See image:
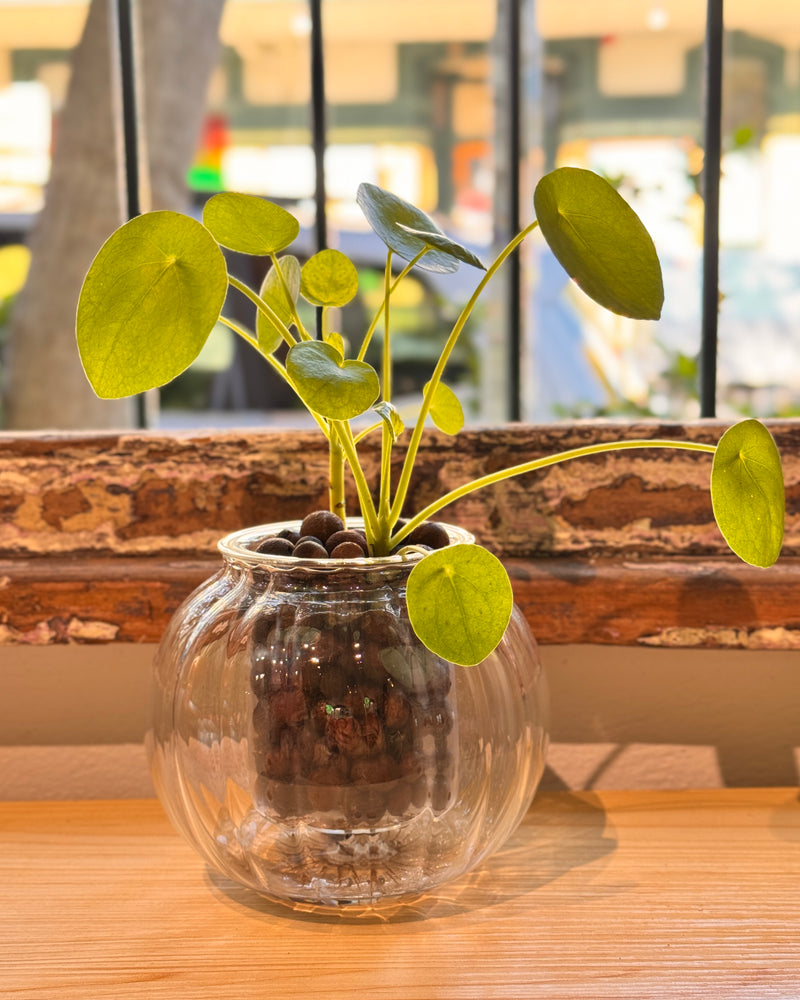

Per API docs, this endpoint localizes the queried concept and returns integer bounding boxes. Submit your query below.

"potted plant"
[76,167,784,908]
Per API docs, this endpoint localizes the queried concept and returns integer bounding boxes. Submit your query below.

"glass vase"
[147,520,548,908]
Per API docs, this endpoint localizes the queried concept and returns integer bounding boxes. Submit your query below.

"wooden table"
[3,789,800,998]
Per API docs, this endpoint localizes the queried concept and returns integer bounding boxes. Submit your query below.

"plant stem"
[353,421,382,444]
[329,420,379,543]
[218,315,330,440]
[357,248,429,362]
[329,429,346,523]
[382,250,393,403]
[389,221,540,523]
[376,252,394,540]
[389,438,718,548]
[228,275,297,349]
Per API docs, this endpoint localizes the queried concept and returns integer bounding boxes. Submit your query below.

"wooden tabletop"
[3,789,800,999]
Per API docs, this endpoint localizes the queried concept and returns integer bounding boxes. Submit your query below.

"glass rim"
[217,518,475,569]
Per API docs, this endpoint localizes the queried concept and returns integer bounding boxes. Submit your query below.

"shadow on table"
[204,790,617,925]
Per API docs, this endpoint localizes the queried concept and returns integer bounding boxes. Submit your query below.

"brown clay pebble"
[330,541,366,559]
[256,536,295,556]
[325,529,368,555]
[277,528,301,544]
[293,538,329,559]
[405,521,450,549]
[300,510,344,544]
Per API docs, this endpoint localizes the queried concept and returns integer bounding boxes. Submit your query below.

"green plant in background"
[76,167,785,666]
[0,244,32,425]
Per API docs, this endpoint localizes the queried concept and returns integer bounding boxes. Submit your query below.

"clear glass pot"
[147,520,548,908]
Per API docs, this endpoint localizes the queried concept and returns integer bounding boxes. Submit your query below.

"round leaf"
[202,192,299,254]
[325,331,346,357]
[406,544,513,666]
[711,419,784,568]
[258,255,300,353]
[425,380,464,435]
[286,340,379,420]
[356,183,460,273]
[300,249,359,307]
[77,211,228,398]
[533,167,664,320]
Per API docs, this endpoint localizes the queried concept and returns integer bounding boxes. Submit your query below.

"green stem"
[217,314,259,352]
[389,220,540,523]
[389,438,717,548]
[228,274,296,349]
[357,248,429,362]
[218,315,330,441]
[382,250,393,403]
[329,431,346,523]
[376,252,394,543]
[353,421,382,445]
[330,420,379,544]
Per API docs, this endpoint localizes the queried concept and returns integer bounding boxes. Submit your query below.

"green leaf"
[533,167,664,320]
[300,249,359,307]
[202,192,299,254]
[373,400,405,441]
[397,224,485,271]
[77,211,228,398]
[257,255,300,353]
[406,544,513,666]
[286,340,379,420]
[324,331,346,357]
[711,419,784,568]
[425,380,464,435]
[356,183,461,274]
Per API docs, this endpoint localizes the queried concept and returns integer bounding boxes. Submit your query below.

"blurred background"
[1,0,799,429]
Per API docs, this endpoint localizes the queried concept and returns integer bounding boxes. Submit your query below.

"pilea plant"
[76,167,785,666]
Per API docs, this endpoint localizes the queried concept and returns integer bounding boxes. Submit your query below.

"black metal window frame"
[114,0,725,424]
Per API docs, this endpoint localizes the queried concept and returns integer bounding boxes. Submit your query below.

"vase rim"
[218,518,475,569]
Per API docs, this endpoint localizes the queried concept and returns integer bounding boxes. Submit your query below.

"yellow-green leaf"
[257,255,300,353]
[533,167,664,320]
[373,400,405,441]
[76,212,227,398]
[0,244,30,300]
[711,419,784,568]
[286,340,379,420]
[406,544,513,666]
[425,380,464,435]
[324,331,346,357]
[203,192,299,254]
[300,249,359,307]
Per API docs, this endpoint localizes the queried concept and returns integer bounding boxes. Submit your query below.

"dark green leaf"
[397,224,485,271]
[406,544,513,666]
[533,167,664,320]
[203,192,299,254]
[711,419,784,567]
[300,249,359,307]
[286,340,379,420]
[356,183,460,273]
[77,212,227,397]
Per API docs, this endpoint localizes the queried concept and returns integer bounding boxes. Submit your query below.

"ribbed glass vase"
[147,520,548,909]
